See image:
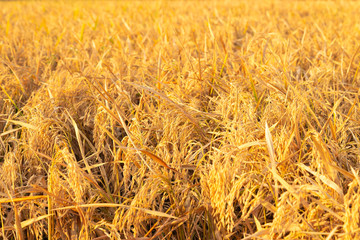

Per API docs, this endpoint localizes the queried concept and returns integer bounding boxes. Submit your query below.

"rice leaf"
[140,149,179,174]
[21,214,53,229]
[299,163,344,198]
[54,203,177,219]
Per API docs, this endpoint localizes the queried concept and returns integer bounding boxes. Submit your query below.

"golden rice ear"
[124,82,207,141]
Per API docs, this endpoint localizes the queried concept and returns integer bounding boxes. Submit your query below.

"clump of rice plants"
[1,1,360,239]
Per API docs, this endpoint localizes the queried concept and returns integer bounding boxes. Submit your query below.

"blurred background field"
[1,1,360,239]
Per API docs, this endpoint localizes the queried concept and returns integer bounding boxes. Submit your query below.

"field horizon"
[1,1,360,239]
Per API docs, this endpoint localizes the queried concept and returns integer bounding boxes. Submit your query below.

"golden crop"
[1,1,360,239]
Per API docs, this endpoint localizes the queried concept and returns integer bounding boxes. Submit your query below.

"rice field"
[1,1,360,239]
